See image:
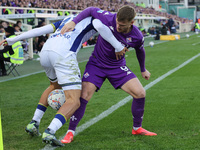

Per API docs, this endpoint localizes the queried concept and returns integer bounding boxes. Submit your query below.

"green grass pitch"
[0,33,200,150]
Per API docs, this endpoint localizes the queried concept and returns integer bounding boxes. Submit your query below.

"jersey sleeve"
[6,24,54,45]
[92,19,124,52]
[73,7,109,24]
[135,37,146,72]
[51,20,63,32]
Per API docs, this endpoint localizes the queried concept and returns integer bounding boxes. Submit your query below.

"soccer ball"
[149,41,154,47]
[47,89,65,110]
[196,31,199,34]
[186,34,190,38]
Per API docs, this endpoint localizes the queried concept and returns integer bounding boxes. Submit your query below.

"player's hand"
[141,69,151,80]
[61,21,76,35]
[115,47,129,60]
[0,39,8,46]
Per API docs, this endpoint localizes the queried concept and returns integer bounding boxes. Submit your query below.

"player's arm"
[61,7,102,34]
[0,21,62,46]
[92,19,128,60]
[135,38,150,80]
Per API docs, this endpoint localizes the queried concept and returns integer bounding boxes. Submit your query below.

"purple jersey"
[73,7,146,72]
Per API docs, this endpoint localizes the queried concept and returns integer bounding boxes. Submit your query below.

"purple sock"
[68,97,88,131]
[131,97,145,127]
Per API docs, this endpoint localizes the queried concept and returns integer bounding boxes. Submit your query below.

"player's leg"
[61,81,97,143]
[61,63,105,144]
[25,81,61,136]
[107,66,156,136]
[121,78,157,136]
[42,53,82,146]
[25,51,61,136]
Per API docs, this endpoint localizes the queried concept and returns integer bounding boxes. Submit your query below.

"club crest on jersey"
[70,115,77,121]
[104,12,109,15]
[84,72,90,78]
[126,37,132,43]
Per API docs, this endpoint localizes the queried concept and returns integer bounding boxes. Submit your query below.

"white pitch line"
[0,70,45,83]
[41,53,200,150]
[192,42,200,45]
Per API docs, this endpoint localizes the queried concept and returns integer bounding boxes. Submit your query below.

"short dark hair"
[16,20,22,25]
[117,5,136,22]
[4,26,15,35]
[13,24,19,28]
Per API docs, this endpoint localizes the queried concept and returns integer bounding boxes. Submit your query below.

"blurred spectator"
[167,17,174,32]
[0,21,9,28]
[140,2,146,8]
[194,21,199,32]
[94,36,98,43]
[0,25,4,33]
[87,36,96,45]
[1,0,9,6]
[16,20,23,31]
[33,37,39,53]
[170,25,176,33]
[13,24,20,32]
[0,0,194,25]
[36,21,49,53]
[175,22,179,30]
[148,26,156,35]
[154,29,160,40]
[161,25,168,35]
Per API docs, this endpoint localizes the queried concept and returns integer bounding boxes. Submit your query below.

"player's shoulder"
[131,25,144,41]
[92,7,114,17]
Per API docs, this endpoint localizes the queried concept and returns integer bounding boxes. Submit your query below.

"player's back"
[42,16,96,58]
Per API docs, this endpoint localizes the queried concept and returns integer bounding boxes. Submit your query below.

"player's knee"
[81,91,91,101]
[50,82,61,89]
[81,92,88,100]
[65,96,81,108]
[74,99,80,109]
[134,89,146,99]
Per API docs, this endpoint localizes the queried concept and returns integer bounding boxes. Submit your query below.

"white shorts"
[39,50,81,90]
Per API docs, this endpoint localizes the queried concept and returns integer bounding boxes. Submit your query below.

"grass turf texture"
[0,34,200,149]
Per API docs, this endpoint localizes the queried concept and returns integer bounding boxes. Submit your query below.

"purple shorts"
[82,63,137,91]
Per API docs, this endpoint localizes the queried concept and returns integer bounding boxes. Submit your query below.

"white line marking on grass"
[41,53,200,150]
[0,70,45,83]
[192,42,200,45]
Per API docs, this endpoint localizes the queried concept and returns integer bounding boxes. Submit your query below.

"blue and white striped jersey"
[42,15,96,58]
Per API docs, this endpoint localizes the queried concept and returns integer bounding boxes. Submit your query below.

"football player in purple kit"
[60,5,157,144]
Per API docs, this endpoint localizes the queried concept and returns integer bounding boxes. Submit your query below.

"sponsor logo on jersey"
[84,72,90,78]
[104,12,109,15]
[50,33,71,39]
[97,10,104,13]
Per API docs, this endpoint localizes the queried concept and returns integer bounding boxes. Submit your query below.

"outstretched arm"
[61,7,100,34]
[0,24,54,46]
